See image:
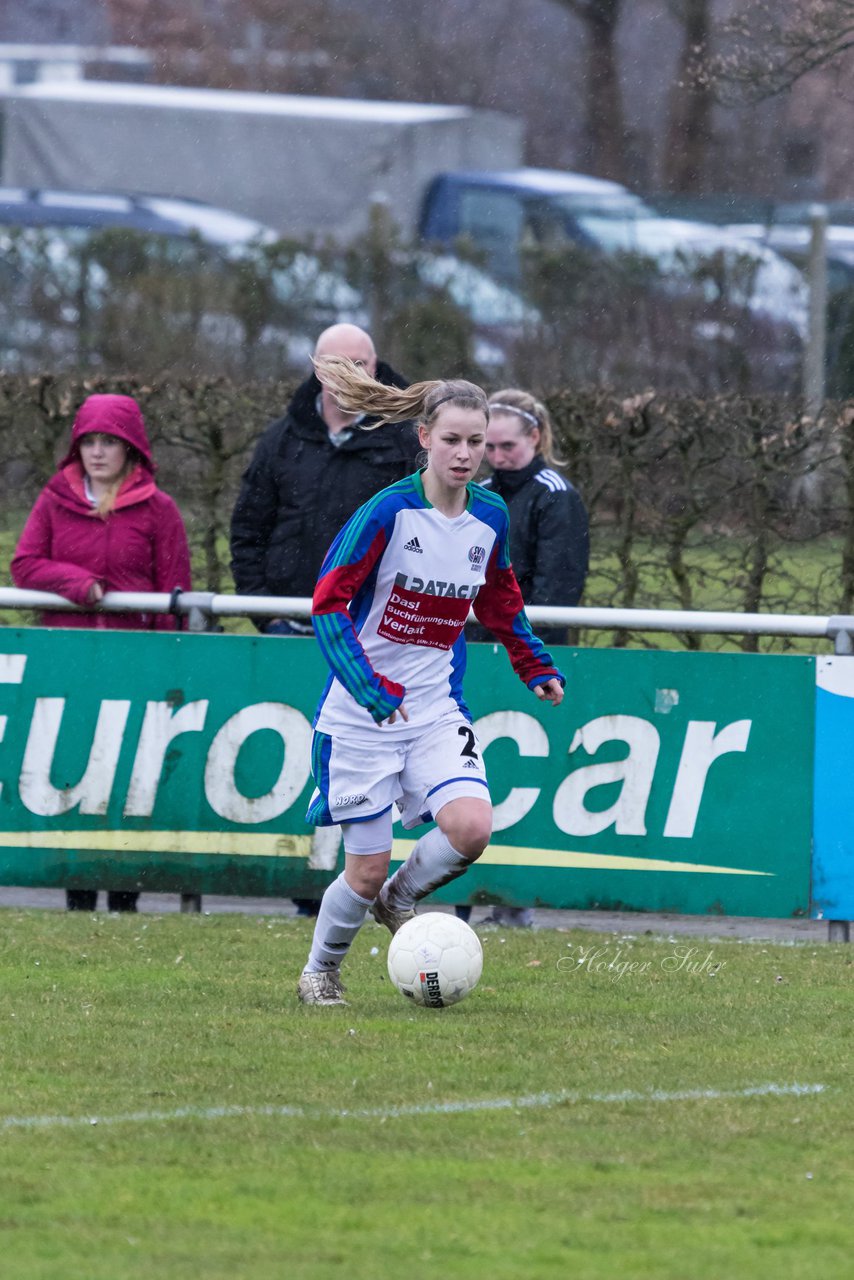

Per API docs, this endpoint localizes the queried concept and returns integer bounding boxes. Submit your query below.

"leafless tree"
[712,0,854,104]
[661,0,715,191]
[550,0,629,179]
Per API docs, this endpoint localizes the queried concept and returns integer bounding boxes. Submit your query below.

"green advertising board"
[450,644,814,917]
[0,630,814,916]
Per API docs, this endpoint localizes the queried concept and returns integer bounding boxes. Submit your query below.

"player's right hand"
[385,702,409,725]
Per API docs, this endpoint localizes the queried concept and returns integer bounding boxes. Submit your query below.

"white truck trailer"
[0,79,524,243]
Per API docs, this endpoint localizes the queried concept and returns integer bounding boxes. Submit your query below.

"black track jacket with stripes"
[482,456,589,613]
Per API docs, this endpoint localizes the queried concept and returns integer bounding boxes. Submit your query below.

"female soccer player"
[297,358,565,1005]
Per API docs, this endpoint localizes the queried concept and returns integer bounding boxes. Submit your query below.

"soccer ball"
[387,912,483,1007]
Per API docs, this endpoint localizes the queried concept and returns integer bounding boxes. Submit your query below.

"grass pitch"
[1,909,851,1280]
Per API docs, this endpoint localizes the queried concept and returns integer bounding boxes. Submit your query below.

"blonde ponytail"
[313,355,489,429]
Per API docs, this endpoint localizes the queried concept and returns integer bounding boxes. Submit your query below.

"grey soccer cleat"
[297,970,348,1005]
[371,891,416,936]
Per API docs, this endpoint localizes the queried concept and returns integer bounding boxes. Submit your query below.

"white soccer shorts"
[306,710,490,830]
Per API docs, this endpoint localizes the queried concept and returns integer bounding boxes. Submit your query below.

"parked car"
[0,187,280,247]
[726,208,854,394]
[426,170,808,343]
[420,168,652,282]
[0,187,276,370]
[0,186,533,376]
[726,212,854,292]
[579,212,808,339]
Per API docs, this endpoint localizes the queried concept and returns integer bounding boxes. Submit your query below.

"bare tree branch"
[711,0,854,105]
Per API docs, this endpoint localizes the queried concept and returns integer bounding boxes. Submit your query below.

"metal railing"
[2,587,854,651]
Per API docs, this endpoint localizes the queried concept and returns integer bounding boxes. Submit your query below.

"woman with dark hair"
[12,393,192,910]
[296,357,565,1005]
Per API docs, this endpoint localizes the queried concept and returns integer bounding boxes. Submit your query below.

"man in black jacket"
[231,323,420,634]
[230,323,419,916]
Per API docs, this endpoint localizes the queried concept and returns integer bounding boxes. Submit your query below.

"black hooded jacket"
[230,362,420,605]
[483,455,589,609]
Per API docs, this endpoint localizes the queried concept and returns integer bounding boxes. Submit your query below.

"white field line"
[0,1082,826,1133]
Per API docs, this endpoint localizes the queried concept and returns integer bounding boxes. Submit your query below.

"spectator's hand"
[385,703,409,726]
[87,581,104,605]
[534,678,564,707]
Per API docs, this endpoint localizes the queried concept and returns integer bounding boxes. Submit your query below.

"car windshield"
[573,213,654,253]
[551,192,654,219]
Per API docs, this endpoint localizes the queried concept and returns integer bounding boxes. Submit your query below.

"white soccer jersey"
[310,471,560,738]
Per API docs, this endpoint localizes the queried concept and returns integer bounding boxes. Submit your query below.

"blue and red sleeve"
[473,538,565,692]
[312,503,405,724]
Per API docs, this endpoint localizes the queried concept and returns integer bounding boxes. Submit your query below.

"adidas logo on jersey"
[403,536,423,554]
[462,758,480,770]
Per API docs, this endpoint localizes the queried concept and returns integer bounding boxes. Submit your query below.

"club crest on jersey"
[468,545,486,569]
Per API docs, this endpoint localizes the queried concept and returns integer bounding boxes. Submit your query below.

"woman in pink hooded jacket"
[12,393,191,631]
[12,393,192,911]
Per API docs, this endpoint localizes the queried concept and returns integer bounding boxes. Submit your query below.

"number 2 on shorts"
[457,725,479,760]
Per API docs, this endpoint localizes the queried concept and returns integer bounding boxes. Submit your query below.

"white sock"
[385,827,472,908]
[304,873,373,973]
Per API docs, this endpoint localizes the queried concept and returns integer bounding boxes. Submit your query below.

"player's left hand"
[534,678,564,707]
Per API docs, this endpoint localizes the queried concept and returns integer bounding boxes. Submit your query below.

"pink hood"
[59,394,155,471]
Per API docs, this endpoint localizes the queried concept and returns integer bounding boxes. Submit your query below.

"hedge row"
[2,373,852,647]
